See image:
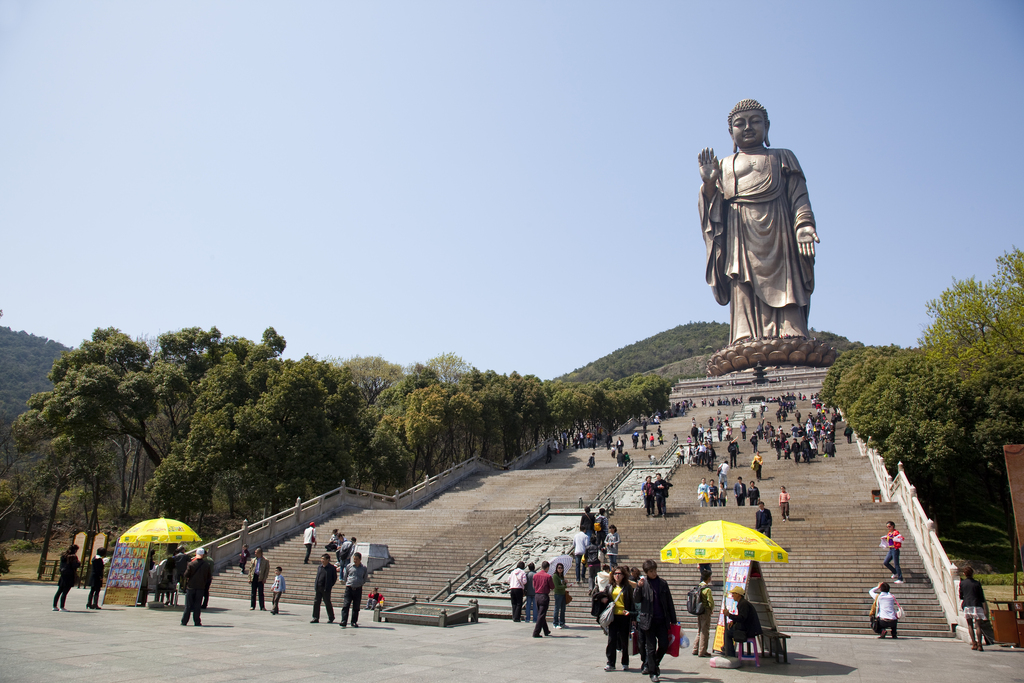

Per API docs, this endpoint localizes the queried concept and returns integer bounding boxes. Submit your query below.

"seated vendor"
[723,586,762,657]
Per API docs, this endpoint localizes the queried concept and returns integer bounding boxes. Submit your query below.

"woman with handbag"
[869,582,901,639]
[603,567,634,671]
[552,562,569,629]
[959,566,989,651]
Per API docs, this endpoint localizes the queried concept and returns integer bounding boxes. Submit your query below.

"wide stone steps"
[590,410,953,638]
[213,399,954,639]
[208,447,615,608]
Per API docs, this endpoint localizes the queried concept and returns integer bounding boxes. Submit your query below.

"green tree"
[29,328,163,466]
[426,352,469,385]
[156,334,363,519]
[333,355,404,406]
[922,247,1024,375]
[364,421,413,492]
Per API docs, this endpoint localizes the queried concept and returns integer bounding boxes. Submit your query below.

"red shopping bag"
[667,623,681,657]
[632,628,640,655]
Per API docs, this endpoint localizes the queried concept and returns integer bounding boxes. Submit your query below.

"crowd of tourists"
[42,394,998,675]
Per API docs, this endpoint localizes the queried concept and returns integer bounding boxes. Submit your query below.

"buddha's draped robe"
[699,148,816,344]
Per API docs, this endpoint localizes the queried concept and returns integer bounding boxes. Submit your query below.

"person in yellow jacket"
[751,452,763,481]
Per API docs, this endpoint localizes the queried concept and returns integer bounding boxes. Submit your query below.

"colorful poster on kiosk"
[712,560,751,653]
[102,540,150,606]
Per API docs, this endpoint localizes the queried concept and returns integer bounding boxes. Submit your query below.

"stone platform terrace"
[0,583,1020,683]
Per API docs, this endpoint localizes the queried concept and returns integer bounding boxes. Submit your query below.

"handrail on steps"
[857,437,963,638]
[430,495,620,602]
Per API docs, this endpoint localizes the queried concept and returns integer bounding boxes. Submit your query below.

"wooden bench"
[39,559,59,582]
[758,630,790,663]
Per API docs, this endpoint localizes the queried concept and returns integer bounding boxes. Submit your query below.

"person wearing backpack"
[337,536,355,573]
[585,537,602,594]
[594,508,609,549]
[689,569,714,657]
[580,506,597,543]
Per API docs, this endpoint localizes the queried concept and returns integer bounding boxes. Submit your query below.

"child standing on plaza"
[270,566,285,614]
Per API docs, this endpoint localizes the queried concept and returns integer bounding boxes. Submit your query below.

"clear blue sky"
[2,1,1022,379]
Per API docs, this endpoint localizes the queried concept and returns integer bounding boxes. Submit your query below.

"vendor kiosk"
[713,560,788,661]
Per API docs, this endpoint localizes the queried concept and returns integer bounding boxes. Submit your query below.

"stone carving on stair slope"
[610,466,674,508]
[456,516,580,596]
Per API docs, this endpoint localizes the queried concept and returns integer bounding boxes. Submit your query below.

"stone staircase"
[209,397,953,639]
[553,403,953,637]
[207,446,619,609]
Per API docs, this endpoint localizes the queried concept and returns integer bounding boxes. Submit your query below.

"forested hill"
[556,322,730,383]
[0,326,73,420]
[556,322,864,383]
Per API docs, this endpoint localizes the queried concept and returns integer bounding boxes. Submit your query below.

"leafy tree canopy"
[922,246,1023,376]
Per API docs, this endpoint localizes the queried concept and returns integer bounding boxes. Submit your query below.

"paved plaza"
[1,582,1021,683]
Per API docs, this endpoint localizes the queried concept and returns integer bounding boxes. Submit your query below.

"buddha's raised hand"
[698,147,720,186]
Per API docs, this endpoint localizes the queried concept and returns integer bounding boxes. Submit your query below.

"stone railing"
[616,418,640,435]
[501,439,557,472]
[858,438,961,637]
[195,455,490,569]
[594,462,635,502]
[659,436,680,465]
[672,379,824,399]
[430,500,552,601]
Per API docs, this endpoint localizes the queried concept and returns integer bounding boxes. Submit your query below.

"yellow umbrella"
[119,518,202,544]
[660,519,788,564]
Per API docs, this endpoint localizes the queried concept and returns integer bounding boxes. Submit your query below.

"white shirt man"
[572,530,590,585]
[302,524,317,564]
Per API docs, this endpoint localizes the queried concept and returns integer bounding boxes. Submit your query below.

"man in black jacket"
[727,439,739,467]
[637,559,677,683]
[180,548,213,626]
[311,553,337,623]
[652,475,672,517]
[755,501,773,538]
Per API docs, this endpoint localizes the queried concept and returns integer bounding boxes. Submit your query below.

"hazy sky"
[2,1,1022,379]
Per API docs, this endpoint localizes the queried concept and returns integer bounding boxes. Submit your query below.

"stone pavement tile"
[4,584,1024,683]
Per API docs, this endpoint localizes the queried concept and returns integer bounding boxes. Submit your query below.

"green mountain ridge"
[0,326,73,420]
[557,322,864,383]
